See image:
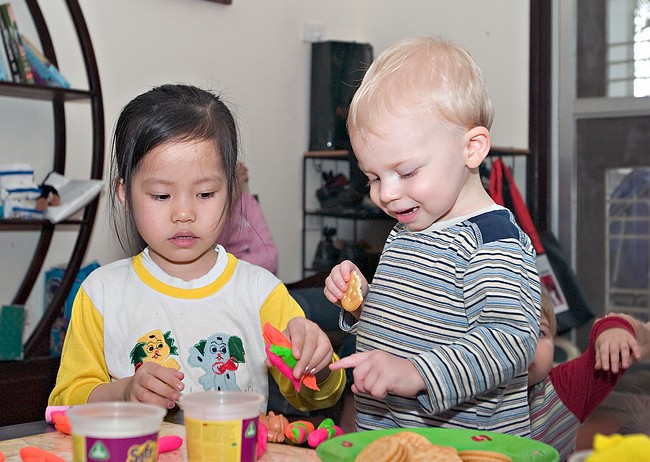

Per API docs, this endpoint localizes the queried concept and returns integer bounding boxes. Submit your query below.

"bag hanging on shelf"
[488,158,594,334]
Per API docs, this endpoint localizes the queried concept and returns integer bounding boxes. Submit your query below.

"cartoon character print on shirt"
[129,329,181,371]
[188,332,246,391]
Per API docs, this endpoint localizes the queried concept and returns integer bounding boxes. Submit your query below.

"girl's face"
[351,114,490,231]
[528,312,555,387]
[118,139,228,280]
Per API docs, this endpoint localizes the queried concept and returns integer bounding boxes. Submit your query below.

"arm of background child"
[550,316,635,422]
[604,313,650,361]
[48,288,109,406]
[594,314,642,372]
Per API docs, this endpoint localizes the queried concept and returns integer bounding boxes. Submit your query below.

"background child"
[325,36,540,436]
[49,84,345,412]
[529,289,650,461]
[217,162,278,274]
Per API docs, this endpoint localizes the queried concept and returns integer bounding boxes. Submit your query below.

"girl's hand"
[284,317,334,382]
[330,351,425,398]
[125,363,184,408]
[324,260,368,318]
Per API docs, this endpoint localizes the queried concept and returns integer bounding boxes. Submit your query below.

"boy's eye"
[400,169,417,180]
[366,177,379,186]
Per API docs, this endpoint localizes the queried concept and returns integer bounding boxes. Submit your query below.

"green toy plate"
[316,427,560,462]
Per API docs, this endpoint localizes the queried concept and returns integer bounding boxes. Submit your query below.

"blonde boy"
[325,36,540,436]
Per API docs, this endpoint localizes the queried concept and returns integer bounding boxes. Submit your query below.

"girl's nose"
[172,203,195,223]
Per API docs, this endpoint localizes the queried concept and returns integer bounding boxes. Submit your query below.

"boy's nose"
[378,179,400,203]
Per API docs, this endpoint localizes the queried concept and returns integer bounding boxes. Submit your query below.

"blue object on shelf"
[46,261,100,356]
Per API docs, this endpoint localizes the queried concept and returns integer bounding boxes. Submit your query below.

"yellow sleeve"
[260,283,346,412]
[48,287,108,405]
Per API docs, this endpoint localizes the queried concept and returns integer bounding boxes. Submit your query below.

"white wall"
[1,0,529,337]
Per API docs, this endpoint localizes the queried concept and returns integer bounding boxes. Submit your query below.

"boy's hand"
[594,318,641,373]
[284,317,334,381]
[330,351,425,398]
[324,260,368,319]
[126,362,184,408]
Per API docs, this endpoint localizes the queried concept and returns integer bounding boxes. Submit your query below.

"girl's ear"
[464,126,491,169]
[116,179,128,209]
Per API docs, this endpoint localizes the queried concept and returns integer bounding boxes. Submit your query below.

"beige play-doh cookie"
[355,431,463,462]
[459,449,513,462]
[395,431,462,462]
[341,271,363,312]
[354,434,409,462]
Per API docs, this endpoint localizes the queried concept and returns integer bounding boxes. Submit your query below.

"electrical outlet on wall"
[300,21,324,43]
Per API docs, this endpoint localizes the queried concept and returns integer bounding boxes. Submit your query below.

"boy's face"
[351,114,488,231]
[528,311,555,387]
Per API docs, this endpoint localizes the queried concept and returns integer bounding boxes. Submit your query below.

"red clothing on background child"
[530,316,634,461]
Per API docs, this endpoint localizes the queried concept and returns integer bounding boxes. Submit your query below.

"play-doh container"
[66,402,165,462]
[180,391,264,462]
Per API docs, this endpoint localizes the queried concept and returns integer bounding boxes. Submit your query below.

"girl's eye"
[366,177,379,187]
[152,194,170,201]
[400,170,417,180]
[198,191,215,199]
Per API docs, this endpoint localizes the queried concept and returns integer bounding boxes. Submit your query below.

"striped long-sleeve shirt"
[343,207,540,436]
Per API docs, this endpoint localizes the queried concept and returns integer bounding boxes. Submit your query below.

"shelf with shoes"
[301,150,395,279]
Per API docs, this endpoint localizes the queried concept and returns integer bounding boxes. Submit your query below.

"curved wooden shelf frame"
[0,0,104,358]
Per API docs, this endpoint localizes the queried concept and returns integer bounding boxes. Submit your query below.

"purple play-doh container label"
[72,432,158,462]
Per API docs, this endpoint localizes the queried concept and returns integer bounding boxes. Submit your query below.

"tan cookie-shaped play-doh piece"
[355,434,408,462]
[341,271,363,312]
[395,432,462,462]
[458,449,513,462]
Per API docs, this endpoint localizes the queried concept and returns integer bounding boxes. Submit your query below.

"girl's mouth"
[170,235,197,247]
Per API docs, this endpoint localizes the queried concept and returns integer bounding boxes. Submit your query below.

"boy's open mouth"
[396,206,418,217]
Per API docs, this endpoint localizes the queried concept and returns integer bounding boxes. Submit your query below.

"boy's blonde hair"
[348,35,494,140]
[540,287,558,337]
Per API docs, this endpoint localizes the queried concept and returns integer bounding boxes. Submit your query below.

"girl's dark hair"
[109,84,241,253]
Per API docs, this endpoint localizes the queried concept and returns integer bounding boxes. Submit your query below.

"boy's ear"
[464,126,491,169]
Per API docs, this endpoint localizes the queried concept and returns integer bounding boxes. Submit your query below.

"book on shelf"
[20,33,70,88]
[0,13,9,82]
[0,2,34,84]
[0,34,8,81]
[42,172,103,223]
[0,3,20,82]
